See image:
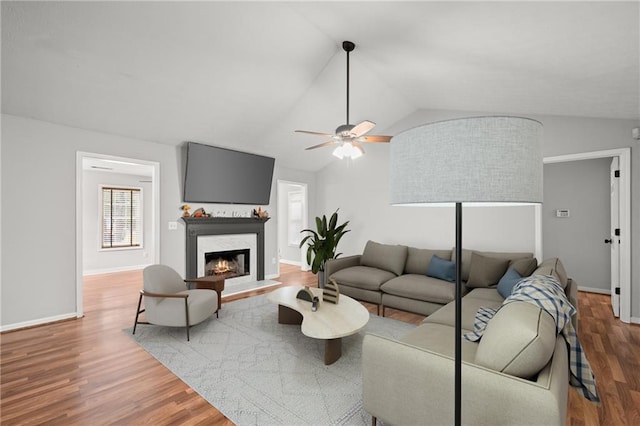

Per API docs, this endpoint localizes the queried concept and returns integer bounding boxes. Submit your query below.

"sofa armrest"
[565,277,579,332]
[565,278,578,309]
[363,333,568,426]
[325,255,361,280]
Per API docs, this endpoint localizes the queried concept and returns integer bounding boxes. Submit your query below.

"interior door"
[609,157,620,317]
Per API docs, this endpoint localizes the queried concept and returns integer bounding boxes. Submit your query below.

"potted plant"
[299,209,350,288]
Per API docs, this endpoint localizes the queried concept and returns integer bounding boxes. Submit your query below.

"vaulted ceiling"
[2,1,638,171]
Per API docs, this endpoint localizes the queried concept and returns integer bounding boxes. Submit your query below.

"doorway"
[276,180,309,272]
[75,152,161,318]
[540,148,631,323]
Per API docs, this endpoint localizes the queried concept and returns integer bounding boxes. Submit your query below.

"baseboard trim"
[279,259,302,266]
[578,286,611,295]
[1,312,78,333]
[83,264,150,276]
[630,317,640,325]
[265,273,279,280]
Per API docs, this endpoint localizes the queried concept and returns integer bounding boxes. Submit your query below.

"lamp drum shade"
[390,116,543,205]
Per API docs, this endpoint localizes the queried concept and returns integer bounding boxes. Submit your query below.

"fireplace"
[205,248,250,277]
[182,216,269,281]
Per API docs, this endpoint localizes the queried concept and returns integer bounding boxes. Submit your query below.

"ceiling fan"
[295,41,392,159]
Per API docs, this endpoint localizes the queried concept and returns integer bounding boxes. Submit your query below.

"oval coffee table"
[267,286,370,365]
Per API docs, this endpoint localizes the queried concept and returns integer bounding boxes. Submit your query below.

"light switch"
[168,221,178,230]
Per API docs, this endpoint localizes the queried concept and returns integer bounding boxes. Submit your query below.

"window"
[287,191,303,246]
[101,187,142,249]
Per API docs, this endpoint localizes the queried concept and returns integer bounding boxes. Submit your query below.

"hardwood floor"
[568,290,640,426]
[1,264,638,425]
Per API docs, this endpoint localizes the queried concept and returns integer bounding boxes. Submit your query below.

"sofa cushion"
[381,294,445,317]
[423,296,502,329]
[426,255,456,282]
[360,241,408,276]
[404,247,452,275]
[474,302,557,379]
[466,252,510,288]
[497,267,522,298]
[465,287,506,304]
[381,274,457,305]
[452,249,534,282]
[399,323,478,362]
[509,257,538,277]
[533,258,568,289]
[330,266,396,291]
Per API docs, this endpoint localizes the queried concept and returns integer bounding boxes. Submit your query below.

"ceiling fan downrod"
[343,41,355,126]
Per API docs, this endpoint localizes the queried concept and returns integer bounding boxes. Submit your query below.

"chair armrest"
[141,290,189,299]
[325,255,361,278]
[363,333,567,425]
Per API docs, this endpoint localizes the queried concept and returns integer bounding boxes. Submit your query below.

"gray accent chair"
[133,264,218,341]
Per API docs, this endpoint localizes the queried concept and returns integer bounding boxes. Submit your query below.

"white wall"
[0,114,317,329]
[82,170,153,275]
[534,115,639,321]
[2,110,637,328]
[1,115,180,328]
[315,109,639,319]
[316,111,539,258]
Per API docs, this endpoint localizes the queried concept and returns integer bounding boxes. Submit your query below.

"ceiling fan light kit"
[295,41,391,160]
[333,142,363,160]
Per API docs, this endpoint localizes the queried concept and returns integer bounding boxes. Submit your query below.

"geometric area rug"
[125,293,416,425]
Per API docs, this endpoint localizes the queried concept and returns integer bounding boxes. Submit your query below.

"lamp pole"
[455,202,462,426]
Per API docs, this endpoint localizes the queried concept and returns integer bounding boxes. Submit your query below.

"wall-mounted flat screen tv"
[183,142,275,205]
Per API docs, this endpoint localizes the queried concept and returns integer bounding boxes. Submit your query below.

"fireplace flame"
[213,259,234,275]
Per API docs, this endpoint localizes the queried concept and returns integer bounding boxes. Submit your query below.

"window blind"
[102,187,142,248]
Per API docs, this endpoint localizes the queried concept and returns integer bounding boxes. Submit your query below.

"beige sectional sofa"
[326,240,546,316]
[326,240,577,425]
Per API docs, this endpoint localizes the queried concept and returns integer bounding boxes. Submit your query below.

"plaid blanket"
[465,275,599,403]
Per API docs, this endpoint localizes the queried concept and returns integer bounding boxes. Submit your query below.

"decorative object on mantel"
[323,279,340,304]
[191,207,210,218]
[253,207,269,219]
[181,216,270,224]
[180,204,191,217]
[299,209,350,288]
[295,286,315,302]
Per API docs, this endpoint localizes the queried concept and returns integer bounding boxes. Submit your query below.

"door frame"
[276,180,309,273]
[75,152,161,318]
[538,148,631,323]
[609,156,621,316]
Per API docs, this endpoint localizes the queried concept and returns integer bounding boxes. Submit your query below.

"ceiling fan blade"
[305,140,337,150]
[350,120,376,137]
[295,130,335,137]
[359,134,392,143]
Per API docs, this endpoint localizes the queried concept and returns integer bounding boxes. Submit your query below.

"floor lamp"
[390,116,543,426]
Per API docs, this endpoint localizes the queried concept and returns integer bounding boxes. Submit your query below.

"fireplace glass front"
[204,249,250,277]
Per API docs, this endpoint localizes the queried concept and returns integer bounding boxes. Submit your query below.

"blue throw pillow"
[497,267,523,298]
[426,255,456,282]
